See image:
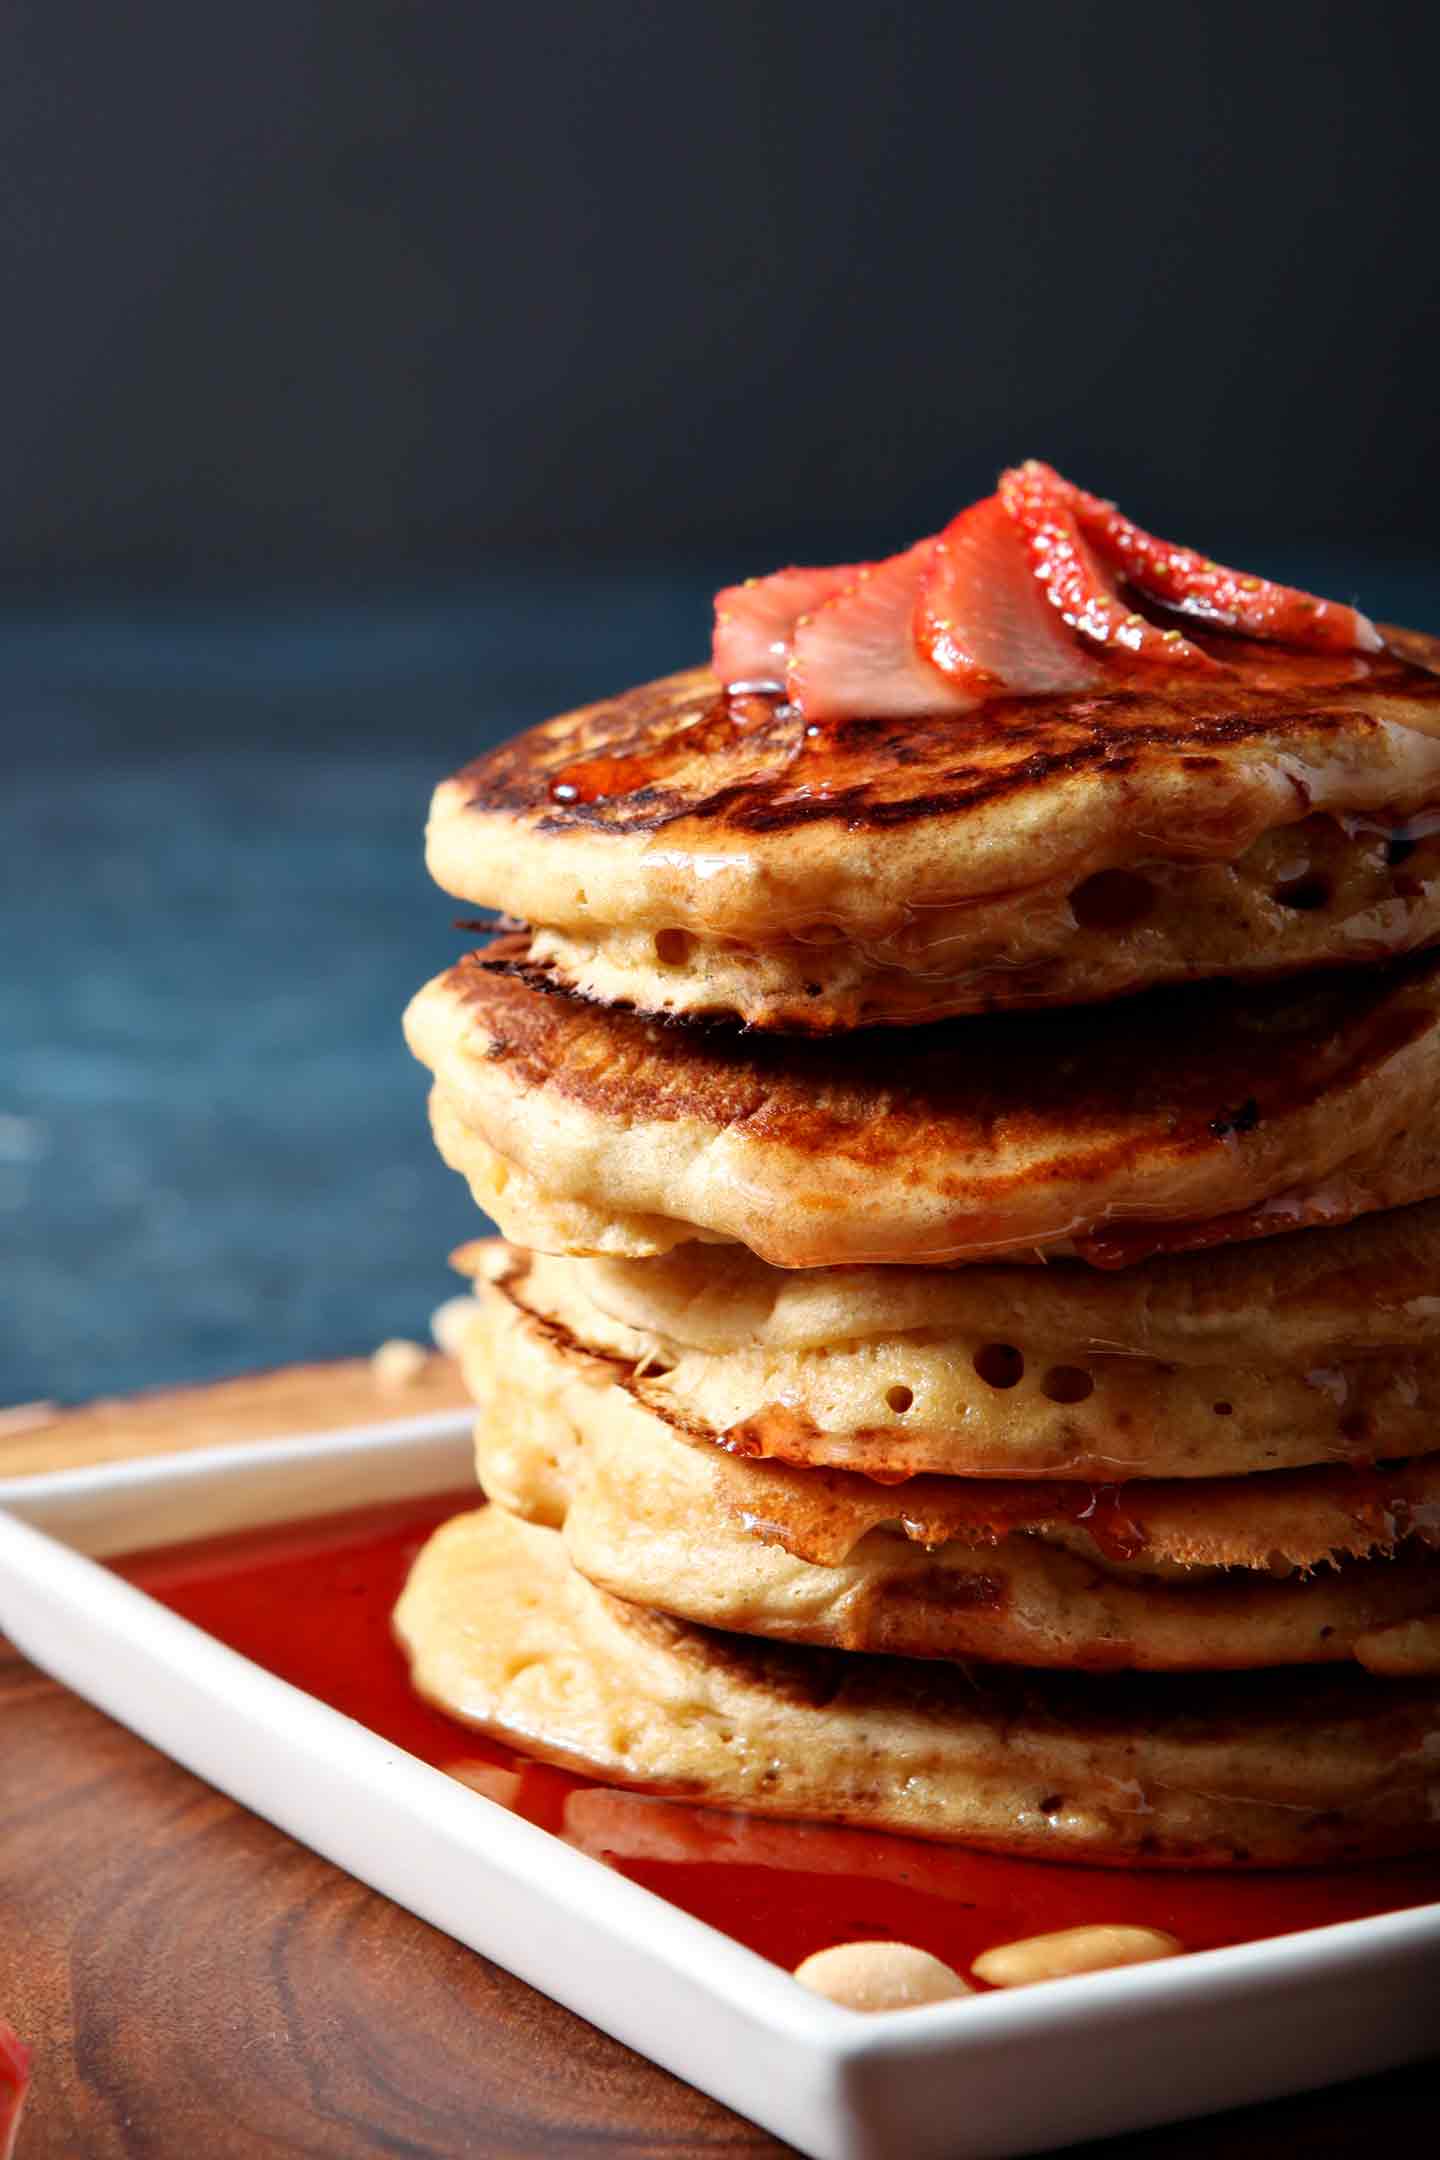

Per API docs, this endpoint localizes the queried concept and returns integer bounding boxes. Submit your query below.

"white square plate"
[1,1417,1436,2160]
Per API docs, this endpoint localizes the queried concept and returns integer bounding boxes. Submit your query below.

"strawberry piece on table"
[1058,466,1384,653]
[786,540,983,723]
[999,462,1218,668]
[712,563,866,686]
[0,2020,30,2160]
[917,494,1105,696]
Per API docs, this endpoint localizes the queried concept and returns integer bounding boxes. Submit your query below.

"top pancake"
[427,632,1440,1029]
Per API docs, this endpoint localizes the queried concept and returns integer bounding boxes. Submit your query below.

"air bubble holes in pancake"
[1274,872,1333,912]
[1069,870,1156,932]
[885,1384,914,1415]
[974,1343,1025,1390]
[653,929,691,966]
[1041,1365,1095,1405]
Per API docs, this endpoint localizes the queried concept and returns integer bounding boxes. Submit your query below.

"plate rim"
[2,1419,1436,2159]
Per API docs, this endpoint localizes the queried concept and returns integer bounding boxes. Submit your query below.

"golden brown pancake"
[457,1253,1440,1672]
[451,1217,1440,1480]
[393,1508,1440,1865]
[426,639,1440,1029]
[407,939,1440,1268]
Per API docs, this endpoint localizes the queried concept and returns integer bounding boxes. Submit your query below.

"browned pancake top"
[459,935,1439,1177]
[446,631,1440,844]
[413,933,1440,1265]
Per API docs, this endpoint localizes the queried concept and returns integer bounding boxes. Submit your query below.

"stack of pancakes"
[397,636,1440,1868]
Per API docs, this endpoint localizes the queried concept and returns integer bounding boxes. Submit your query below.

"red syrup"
[112,1494,1440,1981]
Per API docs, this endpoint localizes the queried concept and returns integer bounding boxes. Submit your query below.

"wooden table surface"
[1,1363,1435,2157]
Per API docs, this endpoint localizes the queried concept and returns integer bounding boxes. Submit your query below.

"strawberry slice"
[1057,465,1384,653]
[786,541,983,722]
[998,462,1218,669]
[712,563,865,687]
[918,494,1106,695]
[0,2020,29,2160]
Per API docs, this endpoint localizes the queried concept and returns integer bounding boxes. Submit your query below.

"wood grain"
[0,1352,471,1479]
[0,1363,1434,2155]
[0,1646,789,2158]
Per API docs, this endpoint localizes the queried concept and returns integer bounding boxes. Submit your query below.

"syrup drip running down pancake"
[428,454,1440,1031]
[394,1508,1440,1867]
[406,938,1440,1269]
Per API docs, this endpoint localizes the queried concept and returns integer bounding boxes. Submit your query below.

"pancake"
[461,1243,1440,1553]
[450,1213,1440,1479]
[581,1208,1440,1361]
[407,940,1440,1269]
[432,1108,732,1263]
[457,1252,1440,1671]
[425,639,1440,1030]
[393,1508,1440,1865]
[459,1235,1440,1486]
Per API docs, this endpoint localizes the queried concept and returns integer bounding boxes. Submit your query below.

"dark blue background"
[5,2,1440,1406]
[3,570,711,1405]
[5,552,1436,1407]
[1,3,1437,576]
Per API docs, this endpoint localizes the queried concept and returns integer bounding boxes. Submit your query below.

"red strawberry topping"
[712,563,865,687]
[1055,464,1384,653]
[917,494,1105,695]
[708,461,1385,724]
[998,462,1218,668]
[785,541,982,722]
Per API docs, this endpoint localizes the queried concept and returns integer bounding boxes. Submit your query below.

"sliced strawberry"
[712,563,866,687]
[786,541,983,722]
[0,2020,29,2160]
[918,494,1105,695]
[1057,467,1384,653]
[998,462,1218,669]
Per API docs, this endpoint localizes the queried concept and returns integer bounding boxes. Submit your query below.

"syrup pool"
[113,1493,1440,1980]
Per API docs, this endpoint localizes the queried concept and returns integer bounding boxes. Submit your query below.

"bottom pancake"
[393,1508,1440,1868]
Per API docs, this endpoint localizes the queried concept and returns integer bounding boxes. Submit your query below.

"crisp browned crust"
[423,636,1440,1026]
[447,938,1437,1148]
[407,936,1440,1267]
[439,639,1440,851]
